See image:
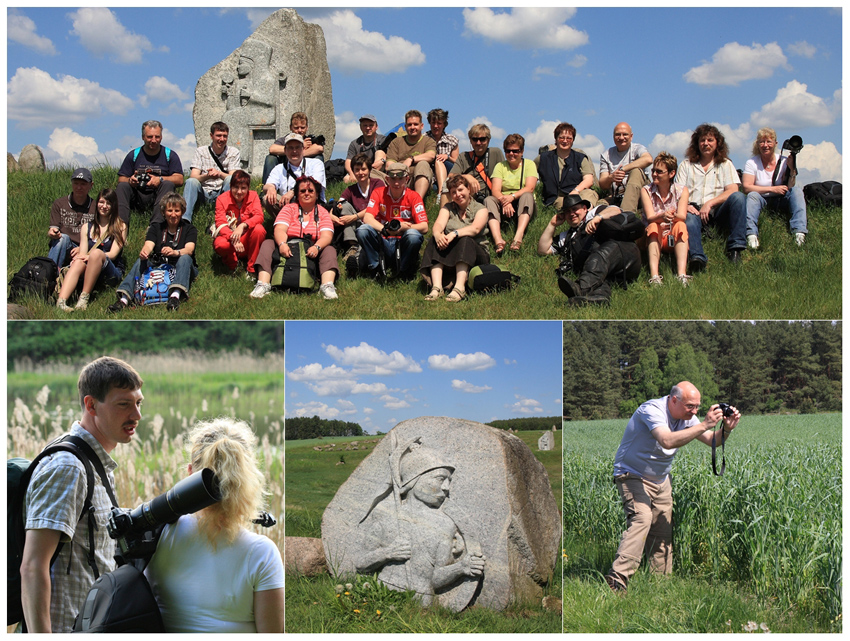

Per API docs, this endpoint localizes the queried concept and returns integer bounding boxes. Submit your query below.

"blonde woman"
[145,419,284,633]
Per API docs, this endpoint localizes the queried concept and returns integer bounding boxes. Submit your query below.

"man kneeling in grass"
[605,382,739,593]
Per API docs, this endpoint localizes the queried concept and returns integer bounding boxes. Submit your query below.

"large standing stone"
[18,145,45,172]
[193,8,335,178]
[8,152,20,172]
[538,431,554,451]
[322,417,560,612]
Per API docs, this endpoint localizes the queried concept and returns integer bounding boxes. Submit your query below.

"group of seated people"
[45,112,808,311]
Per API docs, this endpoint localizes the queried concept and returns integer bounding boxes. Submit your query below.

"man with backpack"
[19,357,143,632]
[116,120,184,225]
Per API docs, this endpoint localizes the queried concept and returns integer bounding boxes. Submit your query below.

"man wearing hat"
[537,194,641,305]
[344,114,389,183]
[47,168,96,268]
[354,162,429,280]
[261,132,327,214]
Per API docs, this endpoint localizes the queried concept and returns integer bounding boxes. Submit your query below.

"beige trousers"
[609,474,673,585]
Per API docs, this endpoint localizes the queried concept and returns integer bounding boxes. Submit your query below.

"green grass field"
[285,429,563,633]
[562,413,842,633]
[8,167,841,319]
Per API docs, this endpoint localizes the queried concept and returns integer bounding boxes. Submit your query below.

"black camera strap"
[711,424,726,476]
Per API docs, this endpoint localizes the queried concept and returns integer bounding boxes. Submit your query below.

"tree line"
[285,416,364,440]
[564,321,841,420]
[7,321,284,368]
[487,417,561,431]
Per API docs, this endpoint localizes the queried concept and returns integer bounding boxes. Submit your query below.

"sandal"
[495,240,506,257]
[446,287,466,302]
[509,238,523,251]
[424,286,444,301]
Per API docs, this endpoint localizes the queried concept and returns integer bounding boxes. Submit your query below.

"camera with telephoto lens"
[782,135,803,154]
[381,218,402,237]
[107,468,221,560]
[717,402,735,418]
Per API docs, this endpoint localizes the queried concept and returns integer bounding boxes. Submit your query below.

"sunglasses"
[298,188,316,194]
[505,149,522,155]
[651,168,669,175]
[470,136,489,142]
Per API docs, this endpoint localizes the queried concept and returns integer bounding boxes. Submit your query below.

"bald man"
[605,382,740,592]
[599,122,652,213]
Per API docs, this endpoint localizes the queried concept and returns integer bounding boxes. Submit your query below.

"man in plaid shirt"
[182,121,241,222]
[21,357,144,632]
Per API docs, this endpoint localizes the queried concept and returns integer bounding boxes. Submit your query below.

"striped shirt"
[642,183,686,225]
[675,158,740,208]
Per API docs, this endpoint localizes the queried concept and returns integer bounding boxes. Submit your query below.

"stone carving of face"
[411,467,452,508]
[237,56,254,77]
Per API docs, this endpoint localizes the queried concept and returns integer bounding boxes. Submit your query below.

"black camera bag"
[8,256,58,303]
[73,561,165,633]
[468,264,520,293]
[803,181,842,208]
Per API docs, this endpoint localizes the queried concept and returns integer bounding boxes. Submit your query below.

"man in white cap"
[261,132,327,214]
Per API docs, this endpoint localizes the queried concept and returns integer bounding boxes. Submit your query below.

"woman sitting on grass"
[145,418,284,633]
[420,173,490,302]
[107,193,198,313]
[484,133,538,254]
[250,175,339,300]
[212,169,266,279]
[639,152,690,286]
[56,189,126,312]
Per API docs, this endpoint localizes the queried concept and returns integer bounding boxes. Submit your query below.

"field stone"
[8,153,19,172]
[18,145,46,172]
[322,417,560,611]
[538,431,554,451]
[284,536,327,576]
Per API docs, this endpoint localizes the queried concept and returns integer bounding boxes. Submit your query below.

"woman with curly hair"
[145,418,284,633]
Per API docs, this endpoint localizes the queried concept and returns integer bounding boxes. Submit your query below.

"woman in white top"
[742,127,808,248]
[145,418,284,633]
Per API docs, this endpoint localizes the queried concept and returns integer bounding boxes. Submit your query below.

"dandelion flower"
[376,610,382,615]
[743,621,758,632]
[345,583,353,590]
[335,595,340,599]
[760,623,770,632]
[362,582,371,589]
[335,584,344,593]
[353,609,360,614]
[344,592,350,596]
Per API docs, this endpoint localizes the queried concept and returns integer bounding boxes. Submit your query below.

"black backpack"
[8,256,58,303]
[324,158,347,184]
[8,435,117,629]
[73,561,165,633]
[803,181,841,207]
[468,264,520,293]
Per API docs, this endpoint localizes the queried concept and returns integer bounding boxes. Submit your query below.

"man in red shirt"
[355,162,429,280]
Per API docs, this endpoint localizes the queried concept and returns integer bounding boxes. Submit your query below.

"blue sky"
[6,7,842,186]
[285,321,562,434]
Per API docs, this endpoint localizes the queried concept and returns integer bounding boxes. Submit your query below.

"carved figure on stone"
[221,39,279,155]
[351,436,485,609]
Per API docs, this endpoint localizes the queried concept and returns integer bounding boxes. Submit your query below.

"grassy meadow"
[7,166,841,319]
[6,354,285,566]
[285,429,563,633]
[562,413,842,633]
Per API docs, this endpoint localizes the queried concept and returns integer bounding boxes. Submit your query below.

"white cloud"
[9,11,57,55]
[69,8,168,64]
[324,342,422,374]
[684,42,788,86]
[46,127,98,162]
[504,358,517,365]
[362,407,375,415]
[162,129,198,166]
[463,8,588,50]
[312,10,425,75]
[7,67,134,129]
[380,394,411,409]
[337,399,358,415]
[287,363,351,381]
[566,54,587,69]
[749,80,837,129]
[648,131,694,159]
[139,76,189,108]
[304,379,388,397]
[532,67,559,82]
[292,401,340,419]
[451,379,492,394]
[508,395,544,414]
[788,41,816,59]
[428,352,496,371]
[795,141,842,186]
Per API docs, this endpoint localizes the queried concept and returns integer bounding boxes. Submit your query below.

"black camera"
[135,169,152,189]
[717,402,735,418]
[782,135,803,154]
[108,468,221,560]
[381,219,402,237]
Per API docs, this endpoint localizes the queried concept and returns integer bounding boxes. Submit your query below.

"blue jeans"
[48,234,78,267]
[684,191,747,263]
[117,254,197,300]
[355,226,423,276]
[182,174,232,222]
[746,187,808,236]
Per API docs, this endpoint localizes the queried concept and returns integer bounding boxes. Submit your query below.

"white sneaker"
[648,275,663,285]
[747,234,760,250]
[56,298,73,313]
[75,292,90,310]
[795,232,806,247]
[677,274,693,287]
[320,283,338,300]
[250,281,272,299]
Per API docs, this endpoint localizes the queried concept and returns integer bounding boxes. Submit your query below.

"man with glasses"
[598,122,652,212]
[262,133,326,215]
[537,122,599,210]
[438,123,504,208]
[605,382,740,593]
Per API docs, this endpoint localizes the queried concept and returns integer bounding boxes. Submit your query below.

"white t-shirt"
[145,515,284,633]
[743,153,788,194]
